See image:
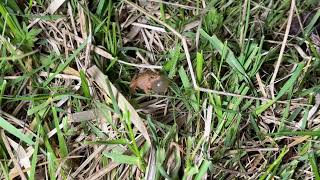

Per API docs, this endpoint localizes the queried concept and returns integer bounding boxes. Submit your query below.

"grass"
[0,0,320,179]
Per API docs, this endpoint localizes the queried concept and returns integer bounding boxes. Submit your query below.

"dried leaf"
[87,66,151,145]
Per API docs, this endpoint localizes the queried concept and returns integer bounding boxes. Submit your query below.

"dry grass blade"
[145,147,156,180]
[204,104,212,139]
[1,130,27,180]
[131,22,166,32]
[87,66,151,145]
[69,110,98,122]
[71,145,105,178]
[86,162,119,180]
[148,0,199,10]
[269,0,296,99]
[7,137,31,176]
[75,35,162,69]
[28,0,66,28]
[47,0,66,14]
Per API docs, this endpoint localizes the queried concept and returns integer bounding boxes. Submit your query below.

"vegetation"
[0,0,320,179]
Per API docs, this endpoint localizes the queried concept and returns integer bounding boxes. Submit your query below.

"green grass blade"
[43,39,88,86]
[44,130,58,179]
[196,51,204,83]
[199,28,250,82]
[0,79,6,106]
[308,151,320,180]
[0,116,34,145]
[52,106,68,158]
[103,152,141,167]
[255,63,304,115]
[304,9,320,37]
[259,146,289,180]
[29,125,40,180]
[178,67,199,111]
[84,139,128,145]
[164,44,181,79]
[79,69,91,99]
[0,2,22,38]
[27,99,50,116]
[0,160,9,180]
[269,130,320,137]
[194,160,211,180]
[106,77,121,115]
[48,152,57,180]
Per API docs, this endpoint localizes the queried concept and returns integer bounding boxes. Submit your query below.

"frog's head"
[151,75,169,93]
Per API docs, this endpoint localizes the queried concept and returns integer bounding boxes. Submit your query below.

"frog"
[130,70,169,94]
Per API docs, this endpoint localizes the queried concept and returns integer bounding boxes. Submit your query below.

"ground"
[0,0,320,179]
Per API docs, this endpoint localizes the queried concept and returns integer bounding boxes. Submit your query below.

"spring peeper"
[130,70,169,94]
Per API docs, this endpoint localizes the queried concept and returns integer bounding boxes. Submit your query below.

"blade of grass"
[308,151,320,180]
[0,160,9,180]
[0,2,22,38]
[43,39,88,86]
[194,160,211,180]
[103,153,141,168]
[0,116,34,145]
[29,124,40,180]
[79,69,91,100]
[48,152,57,180]
[255,63,304,115]
[87,66,151,145]
[44,129,59,180]
[179,66,200,112]
[196,51,204,83]
[84,139,128,145]
[123,110,146,171]
[304,9,320,37]
[105,76,121,115]
[0,80,6,107]
[259,146,289,180]
[164,44,181,79]
[52,106,68,158]
[199,29,251,83]
[269,130,320,137]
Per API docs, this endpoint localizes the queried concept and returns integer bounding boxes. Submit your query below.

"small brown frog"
[130,70,169,94]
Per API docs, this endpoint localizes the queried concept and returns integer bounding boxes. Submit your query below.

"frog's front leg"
[129,83,137,94]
